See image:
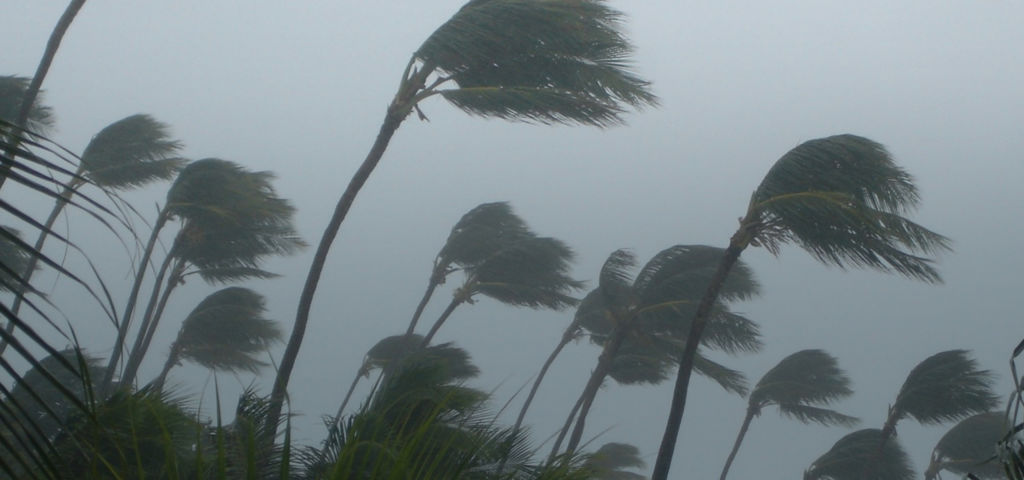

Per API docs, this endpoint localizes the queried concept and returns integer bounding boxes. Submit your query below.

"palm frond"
[693,353,748,396]
[437,201,534,268]
[598,248,636,306]
[776,404,858,427]
[0,75,55,133]
[607,341,673,386]
[927,411,1005,479]
[79,114,186,189]
[471,235,584,309]
[173,287,282,373]
[751,134,951,283]
[892,349,997,425]
[584,442,646,480]
[750,349,854,413]
[700,309,763,355]
[804,428,914,480]
[0,226,34,293]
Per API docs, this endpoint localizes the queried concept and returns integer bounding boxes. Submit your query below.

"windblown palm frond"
[888,350,997,430]
[584,442,646,480]
[79,114,186,189]
[804,429,914,480]
[365,334,481,382]
[437,201,533,268]
[692,354,749,396]
[925,411,1005,480]
[470,235,584,310]
[749,349,856,424]
[0,75,55,133]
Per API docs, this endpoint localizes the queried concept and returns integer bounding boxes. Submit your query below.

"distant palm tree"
[0,114,184,355]
[269,0,657,437]
[653,135,952,480]
[406,201,532,335]
[719,349,857,480]
[419,234,583,346]
[804,428,914,480]
[555,245,761,457]
[925,411,1005,480]
[151,287,282,391]
[0,75,56,133]
[583,442,647,480]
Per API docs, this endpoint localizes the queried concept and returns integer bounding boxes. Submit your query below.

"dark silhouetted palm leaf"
[0,227,33,292]
[272,0,656,438]
[655,135,951,480]
[720,350,856,480]
[0,75,55,133]
[925,411,1005,480]
[804,429,914,480]
[584,442,646,480]
[79,114,185,189]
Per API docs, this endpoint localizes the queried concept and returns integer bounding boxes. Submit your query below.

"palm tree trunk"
[0,0,86,190]
[100,210,168,394]
[719,407,757,480]
[266,62,434,443]
[420,296,464,347]
[405,268,443,335]
[151,343,180,392]
[565,327,625,454]
[652,240,747,480]
[512,319,579,437]
[0,180,80,355]
[119,251,180,387]
[548,387,587,463]
[332,368,365,427]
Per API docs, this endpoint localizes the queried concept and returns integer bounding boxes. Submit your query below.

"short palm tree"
[269,0,657,437]
[406,201,532,335]
[804,428,914,480]
[925,411,1005,480]
[719,349,857,480]
[653,135,952,480]
[151,287,282,391]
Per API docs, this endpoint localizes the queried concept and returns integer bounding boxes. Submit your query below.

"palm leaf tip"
[752,134,951,283]
[80,114,186,189]
[892,349,998,426]
[805,429,914,480]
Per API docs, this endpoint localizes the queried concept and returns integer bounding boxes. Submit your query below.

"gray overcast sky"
[6,1,1024,478]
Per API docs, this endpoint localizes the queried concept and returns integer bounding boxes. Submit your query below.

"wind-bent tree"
[420,234,583,346]
[653,135,952,480]
[555,245,761,457]
[0,114,184,355]
[269,0,657,437]
[804,429,914,480]
[925,411,1005,480]
[719,349,857,480]
[151,287,281,391]
[406,201,532,335]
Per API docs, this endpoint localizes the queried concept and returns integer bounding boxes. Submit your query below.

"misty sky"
[6,1,1024,478]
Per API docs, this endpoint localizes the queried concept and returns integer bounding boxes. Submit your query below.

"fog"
[5,1,1024,478]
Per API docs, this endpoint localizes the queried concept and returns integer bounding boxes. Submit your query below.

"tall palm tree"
[804,428,914,480]
[406,201,532,335]
[719,349,857,480]
[925,411,1005,480]
[419,234,583,346]
[555,245,761,457]
[269,0,657,437]
[653,135,952,480]
[0,114,184,355]
[151,287,282,391]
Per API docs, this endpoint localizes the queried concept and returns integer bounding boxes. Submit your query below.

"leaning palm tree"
[925,411,1005,480]
[151,287,282,391]
[269,0,657,437]
[653,135,953,480]
[406,201,532,335]
[719,349,857,480]
[804,428,914,480]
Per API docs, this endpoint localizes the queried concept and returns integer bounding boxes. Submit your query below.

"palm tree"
[406,201,532,335]
[554,245,761,457]
[151,287,282,391]
[804,428,914,480]
[925,411,1005,480]
[719,349,857,480]
[0,113,184,355]
[653,135,952,480]
[269,0,657,437]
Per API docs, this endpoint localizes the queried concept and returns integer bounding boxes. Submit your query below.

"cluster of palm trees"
[3,0,1020,478]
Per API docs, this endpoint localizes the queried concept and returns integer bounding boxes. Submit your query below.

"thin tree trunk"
[512,319,579,437]
[420,296,464,347]
[265,61,433,442]
[652,241,746,480]
[719,407,757,480]
[151,343,180,392]
[119,251,180,387]
[565,327,625,454]
[0,180,79,355]
[100,210,168,394]
[0,0,86,190]
[332,368,364,427]
[405,269,442,335]
[548,386,587,463]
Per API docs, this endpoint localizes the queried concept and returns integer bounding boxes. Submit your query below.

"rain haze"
[4,1,1024,478]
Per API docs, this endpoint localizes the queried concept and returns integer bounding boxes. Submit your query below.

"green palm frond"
[634,245,759,306]
[471,235,584,309]
[926,411,1005,479]
[416,0,656,127]
[0,75,55,133]
[891,350,997,426]
[749,134,951,283]
[607,341,673,386]
[598,248,636,307]
[366,334,481,382]
[699,309,763,355]
[804,429,914,480]
[79,114,185,189]
[436,201,533,269]
[0,226,34,293]
[584,442,646,480]
[173,287,282,373]
[749,349,855,425]
[693,354,748,396]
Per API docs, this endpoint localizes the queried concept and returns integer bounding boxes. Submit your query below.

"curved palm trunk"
[119,251,181,387]
[652,239,748,480]
[151,343,181,392]
[420,297,464,347]
[719,406,757,480]
[564,328,625,454]
[100,211,168,393]
[0,0,86,190]
[512,319,580,437]
[266,63,433,442]
[405,268,443,335]
[332,367,365,427]
[548,387,587,463]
